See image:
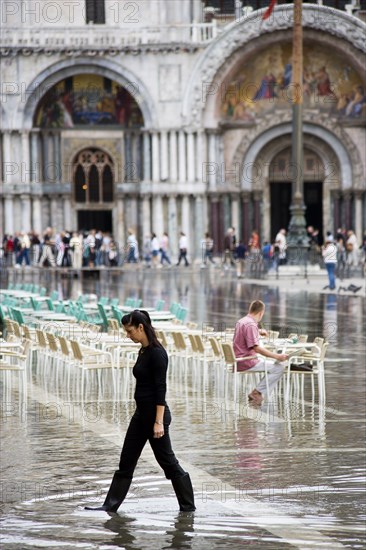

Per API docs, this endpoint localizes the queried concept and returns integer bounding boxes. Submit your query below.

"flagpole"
[287,0,309,262]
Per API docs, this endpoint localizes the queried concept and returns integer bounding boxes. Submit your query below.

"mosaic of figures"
[221,43,365,122]
[34,74,144,128]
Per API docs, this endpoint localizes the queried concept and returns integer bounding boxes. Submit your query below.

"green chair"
[50,290,59,301]
[30,297,42,311]
[7,283,14,290]
[97,303,109,331]
[111,306,122,324]
[39,287,47,297]
[155,299,165,311]
[110,298,119,307]
[177,307,188,324]
[99,296,109,306]
[46,298,55,311]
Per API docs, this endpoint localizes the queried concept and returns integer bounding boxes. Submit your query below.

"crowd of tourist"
[1,225,365,274]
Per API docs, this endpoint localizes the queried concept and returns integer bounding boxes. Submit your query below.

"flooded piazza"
[1,268,365,549]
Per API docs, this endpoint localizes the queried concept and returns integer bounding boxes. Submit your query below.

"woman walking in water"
[85,310,195,513]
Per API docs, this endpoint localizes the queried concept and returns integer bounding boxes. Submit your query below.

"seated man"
[233,300,288,405]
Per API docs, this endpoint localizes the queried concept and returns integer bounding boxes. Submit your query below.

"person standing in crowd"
[176,232,189,266]
[70,232,83,269]
[85,310,195,513]
[274,228,287,265]
[346,230,359,267]
[127,228,139,263]
[160,232,172,266]
[39,227,56,267]
[150,232,160,268]
[31,231,41,265]
[222,227,235,269]
[108,240,118,266]
[201,232,215,266]
[322,235,337,290]
[233,300,288,405]
[261,241,273,272]
[3,235,14,266]
[15,231,31,268]
[248,229,260,272]
[235,240,247,278]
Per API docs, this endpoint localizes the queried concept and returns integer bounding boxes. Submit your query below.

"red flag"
[262,0,277,20]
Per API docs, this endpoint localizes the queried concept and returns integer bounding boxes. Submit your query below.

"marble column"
[50,196,60,231]
[194,195,204,261]
[210,197,220,253]
[32,196,42,234]
[124,133,133,181]
[231,195,240,238]
[333,191,341,235]
[20,194,31,232]
[152,132,160,183]
[343,192,352,230]
[54,132,61,183]
[354,191,363,244]
[241,192,250,246]
[42,132,49,183]
[63,196,72,230]
[160,131,168,181]
[169,131,178,182]
[31,131,41,184]
[4,195,14,234]
[21,131,31,185]
[152,194,164,238]
[115,198,125,253]
[253,191,262,237]
[2,131,13,185]
[181,194,190,236]
[208,132,217,190]
[178,130,186,183]
[143,131,151,181]
[187,131,195,182]
[222,194,231,234]
[142,195,151,240]
[196,130,206,186]
[168,195,178,259]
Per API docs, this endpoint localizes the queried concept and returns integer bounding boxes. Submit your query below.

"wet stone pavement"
[1,269,365,549]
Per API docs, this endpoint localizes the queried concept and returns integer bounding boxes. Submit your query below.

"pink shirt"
[233,314,260,371]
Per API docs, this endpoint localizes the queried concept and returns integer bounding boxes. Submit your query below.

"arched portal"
[269,147,325,242]
[73,148,115,232]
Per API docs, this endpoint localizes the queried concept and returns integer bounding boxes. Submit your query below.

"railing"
[0,22,218,50]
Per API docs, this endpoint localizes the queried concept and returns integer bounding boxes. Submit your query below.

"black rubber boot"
[171,473,196,512]
[85,471,132,512]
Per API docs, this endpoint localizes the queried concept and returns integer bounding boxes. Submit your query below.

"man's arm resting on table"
[253,345,288,362]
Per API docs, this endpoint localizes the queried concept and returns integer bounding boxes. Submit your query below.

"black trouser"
[118,403,185,480]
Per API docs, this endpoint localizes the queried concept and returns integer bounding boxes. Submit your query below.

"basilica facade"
[1,0,365,257]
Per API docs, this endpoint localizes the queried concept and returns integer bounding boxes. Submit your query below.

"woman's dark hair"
[121,309,161,347]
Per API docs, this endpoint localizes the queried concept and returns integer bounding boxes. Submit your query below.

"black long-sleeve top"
[133,345,168,406]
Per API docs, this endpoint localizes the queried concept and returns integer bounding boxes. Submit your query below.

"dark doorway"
[77,210,112,233]
[270,182,291,240]
[304,181,323,242]
[270,182,323,241]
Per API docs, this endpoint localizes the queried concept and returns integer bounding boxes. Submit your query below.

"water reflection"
[1,270,365,548]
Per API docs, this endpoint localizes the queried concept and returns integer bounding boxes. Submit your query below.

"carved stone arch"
[253,133,340,191]
[182,5,366,127]
[19,57,157,130]
[231,115,361,191]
